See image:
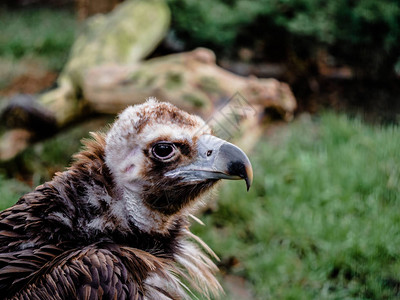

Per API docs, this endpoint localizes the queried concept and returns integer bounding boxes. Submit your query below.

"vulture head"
[104,98,253,233]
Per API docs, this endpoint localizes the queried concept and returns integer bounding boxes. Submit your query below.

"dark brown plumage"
[0,99,252,299]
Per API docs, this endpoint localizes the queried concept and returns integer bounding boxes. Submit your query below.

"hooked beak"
[165,135,253,191]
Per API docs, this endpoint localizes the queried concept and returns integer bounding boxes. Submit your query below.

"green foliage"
[168,0,400,77]
[0,176,30,210]
[167,0,255,51]
[0,7,78,70]
[194,113,400,298]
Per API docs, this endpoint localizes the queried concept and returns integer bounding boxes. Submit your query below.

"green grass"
[0,7,77,71]
[194,113,400,299]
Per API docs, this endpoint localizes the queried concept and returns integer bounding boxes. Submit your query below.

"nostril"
[207,150,213,157]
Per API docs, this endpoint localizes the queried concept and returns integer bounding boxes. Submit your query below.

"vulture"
[0,98,253,299]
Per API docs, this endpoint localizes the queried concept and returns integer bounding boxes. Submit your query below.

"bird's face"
[105,99,253,216]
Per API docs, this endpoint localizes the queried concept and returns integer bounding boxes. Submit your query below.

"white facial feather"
[104,98,212,234]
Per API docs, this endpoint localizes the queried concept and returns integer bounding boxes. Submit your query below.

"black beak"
[215,142,253,190]
[165,135,253,191]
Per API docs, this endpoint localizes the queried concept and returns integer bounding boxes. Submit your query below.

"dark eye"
[152,143,176,160]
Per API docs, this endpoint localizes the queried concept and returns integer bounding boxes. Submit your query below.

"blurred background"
[0,0,400,298]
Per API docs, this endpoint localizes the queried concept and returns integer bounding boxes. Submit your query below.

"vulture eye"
[152,143,176,160]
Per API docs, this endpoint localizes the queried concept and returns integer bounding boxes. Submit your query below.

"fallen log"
[83,48,296,121]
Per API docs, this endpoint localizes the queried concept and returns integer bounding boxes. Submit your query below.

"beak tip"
[245,163,253,191]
